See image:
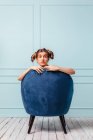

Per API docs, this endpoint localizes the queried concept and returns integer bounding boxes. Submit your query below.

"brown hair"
[31,48,54,62]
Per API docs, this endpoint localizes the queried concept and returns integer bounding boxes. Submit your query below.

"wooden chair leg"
[62,115,66,126]
[28,115,35,134]
[59,115,67,134]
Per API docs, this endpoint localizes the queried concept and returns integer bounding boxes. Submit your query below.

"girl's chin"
[41,64,46,67]
[40,64,47,67]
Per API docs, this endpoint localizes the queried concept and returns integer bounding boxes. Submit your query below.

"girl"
[18,48,75,81]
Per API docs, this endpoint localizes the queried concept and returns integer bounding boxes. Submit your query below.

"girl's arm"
[58,66,75,75]
[17,67,32,81]
[17,65,44,81]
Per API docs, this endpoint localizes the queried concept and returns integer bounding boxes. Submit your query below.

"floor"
[0,117,93,140]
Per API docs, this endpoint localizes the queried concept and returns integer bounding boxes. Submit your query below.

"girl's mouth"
[41,62,45,63]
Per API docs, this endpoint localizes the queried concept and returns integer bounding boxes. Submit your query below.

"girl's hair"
[31,48,54,62]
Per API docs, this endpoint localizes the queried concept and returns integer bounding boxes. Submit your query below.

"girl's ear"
[31,52,36,62]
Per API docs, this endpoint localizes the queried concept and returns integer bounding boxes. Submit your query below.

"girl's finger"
[36,70,40,73]
[37,68,43,73]
[40,68,44,71]
[36,69,41,73]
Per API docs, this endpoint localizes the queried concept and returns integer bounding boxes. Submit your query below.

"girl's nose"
[41,57,44,60]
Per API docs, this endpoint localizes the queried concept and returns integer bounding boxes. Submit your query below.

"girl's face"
[36,52,49,67]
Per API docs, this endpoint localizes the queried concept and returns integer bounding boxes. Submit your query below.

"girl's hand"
[44,65,59,71]
[31,66,45,74]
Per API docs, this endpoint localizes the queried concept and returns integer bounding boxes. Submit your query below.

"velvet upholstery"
[21,69,74,116]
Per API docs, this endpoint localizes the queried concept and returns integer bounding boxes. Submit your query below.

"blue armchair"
[21,69,74,134]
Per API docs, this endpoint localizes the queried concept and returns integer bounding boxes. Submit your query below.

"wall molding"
[0,107,93,109]
[0,82,93,84]
[40,4,93,6]
[0,108,93,117]
[0,68,93,70]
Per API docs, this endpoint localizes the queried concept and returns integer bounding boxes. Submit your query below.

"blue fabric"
[21,69,74,116]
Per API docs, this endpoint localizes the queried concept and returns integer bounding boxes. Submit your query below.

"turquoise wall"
[0,0,93,117]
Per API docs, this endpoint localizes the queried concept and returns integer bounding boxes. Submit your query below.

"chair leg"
[28,115,35,134]
[62,115,66,126]
[59,115,67,134]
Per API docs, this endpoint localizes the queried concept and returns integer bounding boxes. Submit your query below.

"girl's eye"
[38,55,42,58]
[44,55,48,58]
[38,55,48,58]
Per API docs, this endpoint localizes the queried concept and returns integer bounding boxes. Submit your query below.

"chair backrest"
[21,69,74,116]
